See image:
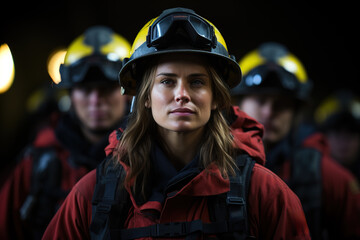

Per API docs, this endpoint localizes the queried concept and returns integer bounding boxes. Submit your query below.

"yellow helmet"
[315,90,360,131]
[231,42,312,101]
[119,7,241,95]
[59,25,131,88]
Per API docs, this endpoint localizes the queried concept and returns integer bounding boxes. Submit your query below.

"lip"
[170,107,195,115]
[89,110,107,119]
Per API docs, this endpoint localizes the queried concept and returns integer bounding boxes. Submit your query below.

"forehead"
[156,53,208,70]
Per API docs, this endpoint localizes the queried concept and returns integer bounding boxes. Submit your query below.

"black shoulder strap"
[290,147,322,239]
[208,154,255,240]
[90,156,129,240]
[227,154,255,236]
[19,147,64,239]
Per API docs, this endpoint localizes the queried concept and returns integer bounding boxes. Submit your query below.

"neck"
[157,127,204,170]
[80,125,107,144]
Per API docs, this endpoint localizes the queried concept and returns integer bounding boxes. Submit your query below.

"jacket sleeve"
[42,170,96,240]
[0,157,33,240]
[248,164,311,240]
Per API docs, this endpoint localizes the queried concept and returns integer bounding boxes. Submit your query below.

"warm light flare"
[0,44,15,94]
[47,48,66,84]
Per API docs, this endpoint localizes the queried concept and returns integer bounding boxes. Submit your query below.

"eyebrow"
[156,73,209,77]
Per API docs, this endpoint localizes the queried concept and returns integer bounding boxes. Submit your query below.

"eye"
[160,78,175,86]
[75,85,92,94]
[190,79,205,87]
[253,96,266,105]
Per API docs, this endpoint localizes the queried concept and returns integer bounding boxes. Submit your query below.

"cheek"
[109,91,126,105]
[150,87,170,109]
[239,101,259,119]
[71,93,87,110]
[199,92,214,112]
[278,111,294,131]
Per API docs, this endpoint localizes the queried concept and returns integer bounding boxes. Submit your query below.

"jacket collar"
[118,141,230,211]
[230,106,266,166]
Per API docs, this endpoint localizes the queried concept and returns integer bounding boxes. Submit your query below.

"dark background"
[1,0,359,173]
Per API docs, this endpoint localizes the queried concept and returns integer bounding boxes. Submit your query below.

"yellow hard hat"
[119,7,241,95]
[231,42,312,101]
[315,90,360,131]
[59,25,131,88]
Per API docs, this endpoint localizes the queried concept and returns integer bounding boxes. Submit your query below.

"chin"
[157,123,196,132]
[263,133,282,145]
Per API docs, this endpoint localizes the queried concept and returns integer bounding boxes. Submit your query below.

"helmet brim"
[119,48,242,96]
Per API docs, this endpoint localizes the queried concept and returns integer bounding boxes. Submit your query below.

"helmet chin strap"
[130,96,136,112]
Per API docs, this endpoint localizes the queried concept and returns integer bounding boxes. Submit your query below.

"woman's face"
[147,55,216,133]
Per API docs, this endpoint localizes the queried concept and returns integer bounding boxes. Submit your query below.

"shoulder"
[250,163,297,196]
[248,163,310,239]
[72,169,97,201]
[322,155,356,181]
[249,163,305,211]
[33,125,59,147]
[321,155,360,197]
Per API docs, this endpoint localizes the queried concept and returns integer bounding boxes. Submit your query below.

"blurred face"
[238,94,296,144]
[326,129,360,165]
[71,82,128,132]
[147,55,216,133]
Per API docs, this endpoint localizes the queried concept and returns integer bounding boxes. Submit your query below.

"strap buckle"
[96,203,112,213]
[226,196,245,205]
[152,222,186,237]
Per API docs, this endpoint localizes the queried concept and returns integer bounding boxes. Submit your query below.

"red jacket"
[0,124,100,239]
[275,132,360,238]
[42,107,310,239]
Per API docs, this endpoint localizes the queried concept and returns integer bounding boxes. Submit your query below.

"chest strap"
[116,154,255,240]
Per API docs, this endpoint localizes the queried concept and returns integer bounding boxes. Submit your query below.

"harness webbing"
[115,220,230,239]
[19,147,65,240]
[90,156,128,239]
[227,154,254,236]
[90,154,255,240]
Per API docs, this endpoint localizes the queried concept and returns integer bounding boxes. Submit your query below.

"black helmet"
[119,7,241,95]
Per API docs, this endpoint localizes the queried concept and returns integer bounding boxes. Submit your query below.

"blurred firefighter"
[315,90,360,180]
[0,25,131,239]
[231,42,360,239]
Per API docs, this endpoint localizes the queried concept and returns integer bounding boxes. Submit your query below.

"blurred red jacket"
[0,113,110,240]
[276,132,360,239]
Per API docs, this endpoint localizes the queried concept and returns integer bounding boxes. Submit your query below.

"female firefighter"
[42,8,310,240]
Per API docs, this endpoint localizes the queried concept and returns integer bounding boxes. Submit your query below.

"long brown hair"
[114,57,237,196]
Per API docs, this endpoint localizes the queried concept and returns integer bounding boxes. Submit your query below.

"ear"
[211,100,217,110]
[145,98,151,108]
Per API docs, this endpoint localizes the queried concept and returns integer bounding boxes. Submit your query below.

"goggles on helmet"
[231,63,311,100]
[60,55,122,86]
[146,10,217,50]
[243,64,299,91]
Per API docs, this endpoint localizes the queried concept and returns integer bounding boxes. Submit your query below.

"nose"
[88,88,102,105]
[261,101,274,119]
[175,81,190,104]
